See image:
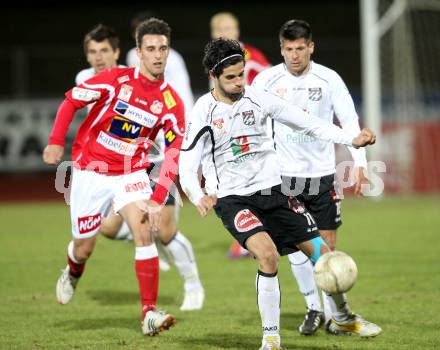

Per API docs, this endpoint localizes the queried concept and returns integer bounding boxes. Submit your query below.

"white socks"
[325,292,351,323]
[163,231,202,291]
[288,251,322,311]
[256,271,280,343]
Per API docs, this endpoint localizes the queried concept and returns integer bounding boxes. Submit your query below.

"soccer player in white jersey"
[75,24,122,87]
[75,21,204,312]
[253,19,378,336]
[179,38,381,350]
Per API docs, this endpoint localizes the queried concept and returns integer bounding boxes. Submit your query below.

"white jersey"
[75,65,126,85]
[253,62,367,178]
[179,85,355,205]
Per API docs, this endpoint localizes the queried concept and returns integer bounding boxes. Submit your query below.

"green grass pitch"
[0,195,439,349]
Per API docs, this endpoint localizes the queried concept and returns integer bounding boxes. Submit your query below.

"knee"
[74,245,94,262]
[257,248,279,271]
[158,222,177,244]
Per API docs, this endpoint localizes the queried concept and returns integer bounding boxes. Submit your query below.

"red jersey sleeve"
[150,89,186,205]
[48,68,121,147]
[65,68,120,108]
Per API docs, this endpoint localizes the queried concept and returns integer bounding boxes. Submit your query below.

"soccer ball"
[313,251,358,294]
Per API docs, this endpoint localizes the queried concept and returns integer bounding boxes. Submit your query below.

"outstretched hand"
[352,128,376,148]
[196,195,217,217]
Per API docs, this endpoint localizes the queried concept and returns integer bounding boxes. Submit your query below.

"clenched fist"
[352,128,376,148]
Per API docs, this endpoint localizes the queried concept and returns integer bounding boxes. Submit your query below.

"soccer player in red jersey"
[43,18,184,336]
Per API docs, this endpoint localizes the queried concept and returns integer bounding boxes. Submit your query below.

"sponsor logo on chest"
[97,131,138,156]
[212,118,224,129]
[117,84,133,102]
[113,100,158,128]
[150,100,163,114]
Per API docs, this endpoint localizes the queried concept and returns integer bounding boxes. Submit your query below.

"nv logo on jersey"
[108,116,143,141]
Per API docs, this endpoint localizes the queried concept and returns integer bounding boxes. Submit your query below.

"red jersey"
[243,43,271,84]
[49,67,185,205]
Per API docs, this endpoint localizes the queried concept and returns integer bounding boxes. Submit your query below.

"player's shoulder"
[190,92,217,120]
[253,63,285,86]
[310,61,341,82]
[158,82,184,111]
[75,68,95,85]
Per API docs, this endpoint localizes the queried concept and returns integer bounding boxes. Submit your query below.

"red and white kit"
[49,66,185,238]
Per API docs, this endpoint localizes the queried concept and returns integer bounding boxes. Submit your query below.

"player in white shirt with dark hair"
[253,19,375,336]
[75,24,122,86]
[179,38,380,350]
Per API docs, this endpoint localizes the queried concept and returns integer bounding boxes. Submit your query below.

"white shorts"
[70,168,152,239]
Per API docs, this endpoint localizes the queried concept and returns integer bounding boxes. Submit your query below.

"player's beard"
[218,82,243,102]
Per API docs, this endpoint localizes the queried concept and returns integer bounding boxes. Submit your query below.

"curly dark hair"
[202,38,245,77]
[83,24,119,56]
[136,17,171,48]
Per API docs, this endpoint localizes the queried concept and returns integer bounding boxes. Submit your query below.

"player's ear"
[136,47,142,59]
[114,48,121,61]
[309,41,315,54]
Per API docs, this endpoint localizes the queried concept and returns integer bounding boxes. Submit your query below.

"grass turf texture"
[0,195,439,349]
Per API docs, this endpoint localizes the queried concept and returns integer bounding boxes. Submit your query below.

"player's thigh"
[70,168,114,239]
[214,196,267,250]
[157,205,177,242]
[99,209,124,237]
[113,171,153,244]
[265,189,320,256]
[246,231,279,263]
[307,174,342,231]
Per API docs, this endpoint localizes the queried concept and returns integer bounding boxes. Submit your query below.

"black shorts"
[281,174,342,230]
[214,185,319,256]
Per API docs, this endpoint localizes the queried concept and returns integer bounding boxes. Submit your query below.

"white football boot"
[142,308,176,336]
[180,287,205,311]
[326,313,382,337]
[56,266,79,304]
